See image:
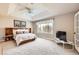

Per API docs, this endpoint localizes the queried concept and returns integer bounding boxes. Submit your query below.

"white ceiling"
[8,3,79,21]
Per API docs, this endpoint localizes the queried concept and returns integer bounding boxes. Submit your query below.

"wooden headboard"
[5,28,31,36]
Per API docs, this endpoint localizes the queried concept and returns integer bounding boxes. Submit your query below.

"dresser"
[5,28,13,41]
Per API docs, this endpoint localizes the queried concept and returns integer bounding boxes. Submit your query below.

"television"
[56,31,67,42]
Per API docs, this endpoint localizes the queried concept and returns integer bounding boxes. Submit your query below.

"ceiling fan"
[24,6,32,13]
[16,3,33,13]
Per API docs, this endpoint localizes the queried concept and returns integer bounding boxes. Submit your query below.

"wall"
[54,13,74,42]
[33,13,74,42]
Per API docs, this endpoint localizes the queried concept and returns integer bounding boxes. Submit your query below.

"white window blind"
[36,19,53,34]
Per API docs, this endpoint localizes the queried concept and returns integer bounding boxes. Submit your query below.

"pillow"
[16,31,23,34]
[23,30,29,33]
[13,30,19,39]
[13,29,17,35]
[13,29,30,39]
[13,29,28,35]
[13,29,24,39]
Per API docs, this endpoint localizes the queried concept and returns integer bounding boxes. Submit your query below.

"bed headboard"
[5,28,31,36]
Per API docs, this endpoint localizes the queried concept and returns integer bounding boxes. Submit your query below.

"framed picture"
[21,21,26,27]
[14,20,26,28]
[14,20,21,27]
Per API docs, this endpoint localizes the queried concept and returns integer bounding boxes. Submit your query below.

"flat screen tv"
[56,31,67,42]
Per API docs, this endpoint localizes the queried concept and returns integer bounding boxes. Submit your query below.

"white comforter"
[3,38,66,55]
[15,33,36,46]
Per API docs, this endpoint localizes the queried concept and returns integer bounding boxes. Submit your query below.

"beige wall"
[0,3,9,15]
[54,13,74,42]
[33,13,74,42]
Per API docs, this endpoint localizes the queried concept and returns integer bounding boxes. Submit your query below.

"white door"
[74,11,79,52]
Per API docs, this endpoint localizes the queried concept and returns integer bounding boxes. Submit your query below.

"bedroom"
[0,3,79,55]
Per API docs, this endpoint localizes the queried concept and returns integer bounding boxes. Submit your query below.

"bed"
[5,28,36,45]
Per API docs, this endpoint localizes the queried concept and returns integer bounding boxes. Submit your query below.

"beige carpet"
[0,40,78,55]
[0,40,16,55]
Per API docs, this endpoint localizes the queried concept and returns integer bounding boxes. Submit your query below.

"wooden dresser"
[5,28,13,41]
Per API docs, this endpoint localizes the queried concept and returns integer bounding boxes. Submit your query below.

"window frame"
[36,19,53,34]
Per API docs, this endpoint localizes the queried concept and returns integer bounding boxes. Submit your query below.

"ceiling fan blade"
[25,7,32,13]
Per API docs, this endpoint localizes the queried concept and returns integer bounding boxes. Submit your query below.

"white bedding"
[3,38,66,55]
[15,33,36,46]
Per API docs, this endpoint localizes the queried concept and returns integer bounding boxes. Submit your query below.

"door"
[74,11,79,52]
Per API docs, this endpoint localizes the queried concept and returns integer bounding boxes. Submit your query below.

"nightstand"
[5,35,13,41]
[5,28,13,41]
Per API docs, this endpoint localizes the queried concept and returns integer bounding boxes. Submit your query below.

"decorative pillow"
[13,29,17,35]
[13,29,23,39]
[23,31,29,33]
[16,31,23,34]
[13,29,30,40]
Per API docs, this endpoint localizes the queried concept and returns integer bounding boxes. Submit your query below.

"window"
[36,19,53,34]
